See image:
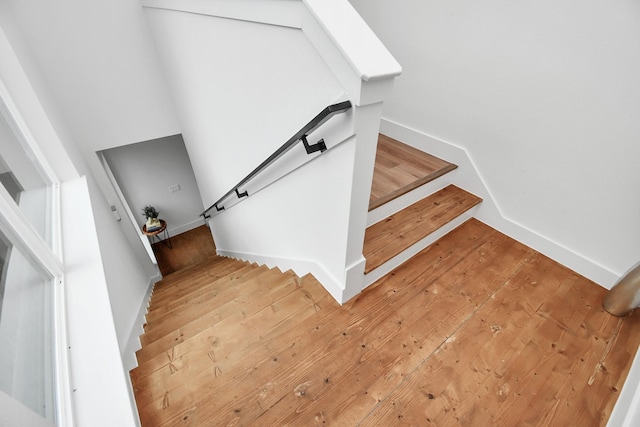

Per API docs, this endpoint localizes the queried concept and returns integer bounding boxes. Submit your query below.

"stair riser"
[367,169,458,227]
[363,208,479,290]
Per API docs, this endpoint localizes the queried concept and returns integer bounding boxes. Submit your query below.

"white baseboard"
[122,273,160,371]
[380,118,619,289]
[607,344,640,427]
[216,248,347,304]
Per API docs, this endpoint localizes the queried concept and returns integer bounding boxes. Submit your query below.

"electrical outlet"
[169,184,181,193]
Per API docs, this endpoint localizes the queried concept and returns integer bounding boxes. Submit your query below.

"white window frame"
[0,77,73,426]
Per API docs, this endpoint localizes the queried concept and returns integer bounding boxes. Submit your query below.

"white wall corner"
[379,118,619,290]
[343,256,366,303]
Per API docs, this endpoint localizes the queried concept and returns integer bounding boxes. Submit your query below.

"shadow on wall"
[100,134,205,238]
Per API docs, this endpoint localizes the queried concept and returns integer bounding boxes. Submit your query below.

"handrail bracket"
[200,100,352,218]
[301,135,327,154]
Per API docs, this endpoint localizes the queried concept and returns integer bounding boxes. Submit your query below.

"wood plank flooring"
[363,185,482,274]
[152,224,216,276]
[131,219,640,426]
[369,134,457,211]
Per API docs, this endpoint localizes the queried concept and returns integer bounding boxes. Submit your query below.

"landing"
[370,134,457,211]
[152,225,216,276]
[131,219,640,426]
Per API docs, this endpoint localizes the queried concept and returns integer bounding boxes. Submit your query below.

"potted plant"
[142,205,161,230]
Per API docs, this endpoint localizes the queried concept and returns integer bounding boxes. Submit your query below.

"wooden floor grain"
[151,224,216,276]
[363,185,482,273]
[369,134,457,211]
[131,220,640,426]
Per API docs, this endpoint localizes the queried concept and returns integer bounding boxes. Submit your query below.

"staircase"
[131,134,483,424]
[362,134,481,289]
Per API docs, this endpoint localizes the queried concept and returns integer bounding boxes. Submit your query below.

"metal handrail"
[201,100,352,217]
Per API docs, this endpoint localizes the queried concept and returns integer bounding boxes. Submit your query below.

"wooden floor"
[369,134,457,211]
[363,185,481,273]
[152,224,216,276]
[131,219,640,426]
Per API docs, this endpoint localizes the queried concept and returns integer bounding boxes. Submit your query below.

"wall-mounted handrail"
[201,100,352,217]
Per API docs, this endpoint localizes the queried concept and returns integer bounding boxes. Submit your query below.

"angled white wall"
[143,0,400,301]
[350,0,640,288]
[0,0,183,356]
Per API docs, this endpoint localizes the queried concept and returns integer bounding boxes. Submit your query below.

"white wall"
[1,0,180,152]
[144,8,346,204]
[143,0,399,301]
[350,0,640,285]
[102,135,205,237]
[0,0,182,351]
[144,5,354,294]
[0,24,145,426]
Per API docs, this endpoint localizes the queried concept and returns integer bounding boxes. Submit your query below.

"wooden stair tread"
[363,184,482,274]
[144,263,269,325]
[369,134,457,211]
[140,267,289,347]
[149,258,241,303]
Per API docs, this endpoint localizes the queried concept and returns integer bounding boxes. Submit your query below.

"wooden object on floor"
[363,184,481,273]
[152,224,216,276]
[603,261,640,316]
[369,134,457,211]
[131,219,640,426]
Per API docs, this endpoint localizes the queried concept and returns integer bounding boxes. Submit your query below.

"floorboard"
[363,185,482,273]
[369,134,457,211]
[151,224,216,276]
[131,220,640,426]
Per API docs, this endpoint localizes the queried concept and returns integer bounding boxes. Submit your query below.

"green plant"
[142,205,159,219]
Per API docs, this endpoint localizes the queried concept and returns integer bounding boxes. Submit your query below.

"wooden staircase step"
[144,263,268,325]
[134,267,305,365]
[363,184,482,274]
[150,259,241,311]
[139,266,293,347]
[131,274,332,390]
[369,134,457,211]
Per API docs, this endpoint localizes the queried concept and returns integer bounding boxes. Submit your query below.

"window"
[0,78,68,426]
[0,109,52,248]
[0,227,55,421]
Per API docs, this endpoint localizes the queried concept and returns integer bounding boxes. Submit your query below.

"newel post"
[603,261,640,316]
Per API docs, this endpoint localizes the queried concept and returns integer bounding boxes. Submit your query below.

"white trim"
[140,0,304,29]
[61,177,138,427]
[367,170,457,227]
[342,256,366,302]
[122,276,159,371]
[0,75,72,425]
[97,152,157,264]
[379,118,619,289]
[363,209,477,289]
[303,0,401,81]
[0,170,63,278]
[608,344,640,427]
[0,78,59,188]
[215,248,346,304]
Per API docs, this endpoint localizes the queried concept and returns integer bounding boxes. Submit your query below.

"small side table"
[142,219,172,249]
